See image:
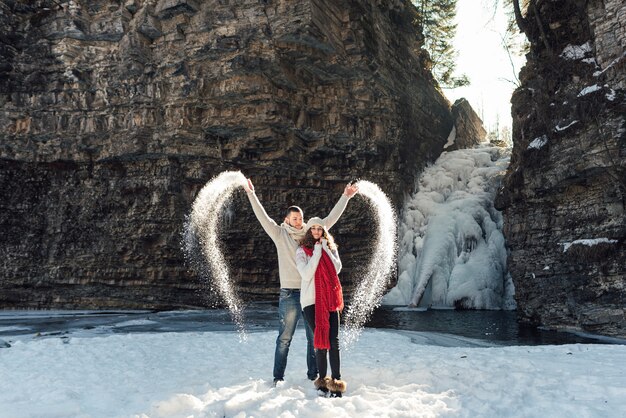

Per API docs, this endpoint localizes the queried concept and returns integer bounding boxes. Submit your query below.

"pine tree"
[414,0,469,88]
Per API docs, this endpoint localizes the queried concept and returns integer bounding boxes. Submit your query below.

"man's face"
[285,211,303,229]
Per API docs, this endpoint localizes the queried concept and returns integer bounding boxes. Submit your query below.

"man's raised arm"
[322,183,359,230]
[244,178,281,241]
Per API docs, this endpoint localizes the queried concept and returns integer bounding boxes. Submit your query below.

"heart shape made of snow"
[185,171,397,344]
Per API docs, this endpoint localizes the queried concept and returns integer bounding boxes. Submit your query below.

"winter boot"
[327,378,347,398]
[314,377,330,397]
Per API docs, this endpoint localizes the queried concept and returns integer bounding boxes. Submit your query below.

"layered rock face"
[0,0,452,308]
[445,98,486,151]
[497,0,625,337]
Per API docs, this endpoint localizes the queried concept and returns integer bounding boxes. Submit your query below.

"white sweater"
[295,243,342,308]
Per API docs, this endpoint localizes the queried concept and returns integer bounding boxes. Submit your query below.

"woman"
[295,217,347,398]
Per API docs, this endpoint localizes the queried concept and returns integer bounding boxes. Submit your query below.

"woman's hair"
[300,226,337,251]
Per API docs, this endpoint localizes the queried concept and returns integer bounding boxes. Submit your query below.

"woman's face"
[310,225,324,241]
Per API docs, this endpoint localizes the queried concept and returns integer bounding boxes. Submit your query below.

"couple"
[244,178,358,398]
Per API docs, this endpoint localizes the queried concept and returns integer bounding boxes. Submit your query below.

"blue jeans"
[273,288,317,380]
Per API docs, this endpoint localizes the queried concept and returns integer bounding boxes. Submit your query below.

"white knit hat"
[305,217,324,231]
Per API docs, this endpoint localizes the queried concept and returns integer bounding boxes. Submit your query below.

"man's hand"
[245,178,255,193]
[344,182,358,198]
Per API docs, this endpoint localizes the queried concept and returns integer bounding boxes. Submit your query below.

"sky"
[445,0,527,132]
[1,321,625,418]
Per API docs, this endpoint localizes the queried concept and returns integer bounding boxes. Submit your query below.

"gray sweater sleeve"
[296,245,322,284]
[246,191,281,241]
[323,246,342,274]
[322,194,350,230]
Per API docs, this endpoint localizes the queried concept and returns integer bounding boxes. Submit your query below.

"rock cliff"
[0,0,453,308]
[445,98,486,151]
[496,0,625,337]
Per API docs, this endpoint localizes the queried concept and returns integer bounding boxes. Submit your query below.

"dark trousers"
[303,304,341,380]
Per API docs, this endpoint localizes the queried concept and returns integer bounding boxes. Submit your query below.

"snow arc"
[343,180,397,346]
[184,171,248,338]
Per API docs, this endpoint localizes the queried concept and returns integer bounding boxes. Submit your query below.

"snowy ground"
[1,323,625,418]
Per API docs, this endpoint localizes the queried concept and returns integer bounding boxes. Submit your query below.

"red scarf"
[302,245,344,350]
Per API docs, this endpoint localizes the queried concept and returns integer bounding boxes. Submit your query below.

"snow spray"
[183,171,248,340]
[343,180,397,347]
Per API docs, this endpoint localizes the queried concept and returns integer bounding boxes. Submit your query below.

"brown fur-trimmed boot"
[327,378,347,398]
[314,377,330,397]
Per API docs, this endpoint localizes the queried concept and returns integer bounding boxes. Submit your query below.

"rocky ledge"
[496,0,625,337]
[0,0,454,309]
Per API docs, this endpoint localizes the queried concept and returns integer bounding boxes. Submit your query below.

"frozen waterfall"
[382,144,516,310]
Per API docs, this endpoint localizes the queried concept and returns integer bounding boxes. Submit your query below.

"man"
[244,178,358,385]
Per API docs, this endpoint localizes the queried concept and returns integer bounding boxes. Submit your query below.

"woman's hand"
[320,238,328,248]
[344,182,358,198]
[244,178,255,193]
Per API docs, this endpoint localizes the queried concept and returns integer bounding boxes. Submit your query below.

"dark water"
[0,303,622,346]
[365,307,622,345]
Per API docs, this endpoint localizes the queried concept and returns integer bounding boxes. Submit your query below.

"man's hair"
[285,205,303,218]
